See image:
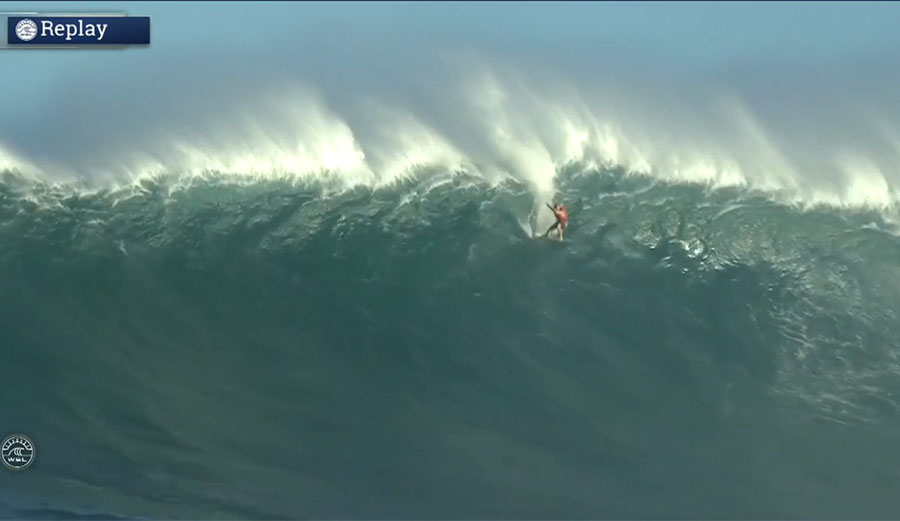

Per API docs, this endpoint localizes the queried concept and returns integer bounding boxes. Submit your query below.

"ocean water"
[2,164,900,519]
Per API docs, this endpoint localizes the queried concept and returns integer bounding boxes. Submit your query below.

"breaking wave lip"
[3,162,900,236]
[3,54,900,211]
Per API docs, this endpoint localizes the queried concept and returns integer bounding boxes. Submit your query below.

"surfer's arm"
[546,203,562,220]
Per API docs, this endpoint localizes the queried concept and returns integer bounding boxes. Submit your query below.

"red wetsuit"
[558,206,569,226]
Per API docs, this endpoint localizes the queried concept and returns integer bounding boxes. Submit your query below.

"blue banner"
[8,16,149,45]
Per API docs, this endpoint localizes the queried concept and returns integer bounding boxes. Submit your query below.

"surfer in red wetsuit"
[543,202,569,241]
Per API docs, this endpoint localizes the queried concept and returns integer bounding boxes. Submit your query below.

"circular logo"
[2,435,34,470]
[15,19,38,42]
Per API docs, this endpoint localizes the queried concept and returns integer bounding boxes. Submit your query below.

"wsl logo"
[2,434,34,471]
[14,18,37,41]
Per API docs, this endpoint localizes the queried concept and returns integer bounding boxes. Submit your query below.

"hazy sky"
[5,1,900,84]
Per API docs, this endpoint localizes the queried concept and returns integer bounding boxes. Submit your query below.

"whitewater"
[2,45,900,518]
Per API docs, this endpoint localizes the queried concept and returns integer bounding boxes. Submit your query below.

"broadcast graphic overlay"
[2,11,149,48]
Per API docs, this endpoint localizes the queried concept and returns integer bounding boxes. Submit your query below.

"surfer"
[543,202,569,241]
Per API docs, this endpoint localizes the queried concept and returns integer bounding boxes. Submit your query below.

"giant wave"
[2,162,900,518]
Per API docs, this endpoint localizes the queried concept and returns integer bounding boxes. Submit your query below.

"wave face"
[3,166,900,519]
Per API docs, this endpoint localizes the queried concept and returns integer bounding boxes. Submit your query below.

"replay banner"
[3,12,149,48]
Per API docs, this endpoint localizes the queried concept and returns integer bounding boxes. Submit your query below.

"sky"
[4,2,900,68]
[2,1,900,204]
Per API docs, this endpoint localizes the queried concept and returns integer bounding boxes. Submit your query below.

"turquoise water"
[2,166,900,518]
